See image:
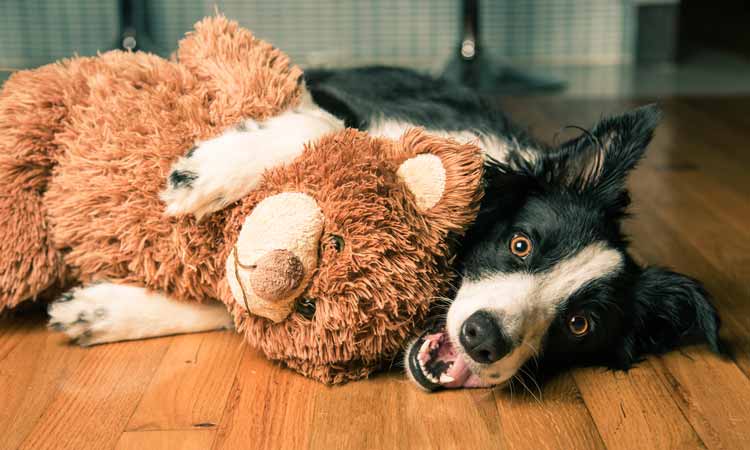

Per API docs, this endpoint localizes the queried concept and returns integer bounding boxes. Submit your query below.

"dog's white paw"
[48,289,116,346]
[161,105,344,219]
[48,283,234,346]
[161,120,267,219]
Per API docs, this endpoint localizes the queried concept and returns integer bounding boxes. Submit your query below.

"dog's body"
[305,67,539,168]
[47,66,719,390]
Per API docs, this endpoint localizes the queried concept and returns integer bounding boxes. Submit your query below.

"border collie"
[302,67,721,390]
[49,66,720,392]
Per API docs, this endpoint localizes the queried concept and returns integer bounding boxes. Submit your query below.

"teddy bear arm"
[160,91,344,218]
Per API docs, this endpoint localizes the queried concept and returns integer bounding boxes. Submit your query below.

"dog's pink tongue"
[442,357,492,389]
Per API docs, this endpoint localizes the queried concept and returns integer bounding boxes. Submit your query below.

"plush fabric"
[0,16,484,383]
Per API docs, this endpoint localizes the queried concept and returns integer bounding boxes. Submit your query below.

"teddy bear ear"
[393,128,484,236]
[175,14,304,125]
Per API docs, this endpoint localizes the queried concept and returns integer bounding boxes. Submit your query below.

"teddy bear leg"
[47,283,234,346]
[0,67,73,311]
[0,187,66,311]
[160,91,343,219]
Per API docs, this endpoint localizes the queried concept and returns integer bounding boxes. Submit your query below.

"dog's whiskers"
[514,369,543,405]
[524,341,541,370]
[519,365,543,403]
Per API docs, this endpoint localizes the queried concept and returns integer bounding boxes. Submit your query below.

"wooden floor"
[1,97,749,450]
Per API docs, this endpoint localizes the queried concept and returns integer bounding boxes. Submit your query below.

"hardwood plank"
[655,170,750,239]
[126,331,246,431]
[309,375,408,450]
[657,101,750,198]
[620,162,750,448]
[681,96,750,130]
[211,348,316,450]
[307,374,505,450]
[306,364,602,449]
[17,337,171,450]
[573,365,705,449]
[0,315,83,449]
[649,348,750,449]
[669,98,750,166]
[495,372,606,450]
[116,429,216,450]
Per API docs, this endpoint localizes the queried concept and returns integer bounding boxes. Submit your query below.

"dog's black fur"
[306,66,720,390]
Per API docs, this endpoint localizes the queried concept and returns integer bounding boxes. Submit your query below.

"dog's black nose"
[460,311,513,364]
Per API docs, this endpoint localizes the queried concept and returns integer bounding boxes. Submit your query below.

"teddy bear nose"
[246,249,305,302]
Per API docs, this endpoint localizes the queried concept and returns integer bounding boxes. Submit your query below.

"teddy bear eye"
[295,298,316,319]
[329,234,344,252]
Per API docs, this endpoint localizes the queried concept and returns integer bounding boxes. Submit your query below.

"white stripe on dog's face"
[446,241,624,384]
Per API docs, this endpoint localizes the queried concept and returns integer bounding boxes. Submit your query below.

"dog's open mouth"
[407,329,492,391]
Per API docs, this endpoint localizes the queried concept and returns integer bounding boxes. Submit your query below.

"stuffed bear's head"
[217,128,483,383]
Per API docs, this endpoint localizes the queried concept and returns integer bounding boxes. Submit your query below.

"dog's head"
[406,105,721,390]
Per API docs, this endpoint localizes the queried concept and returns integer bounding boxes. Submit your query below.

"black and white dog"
[51,66,720,392]
[302,67,721,390]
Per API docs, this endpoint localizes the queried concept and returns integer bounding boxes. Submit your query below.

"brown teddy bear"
[0,16,484,383]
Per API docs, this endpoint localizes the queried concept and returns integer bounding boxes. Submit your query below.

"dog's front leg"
[47,283,234,346]
[160,90,344,219]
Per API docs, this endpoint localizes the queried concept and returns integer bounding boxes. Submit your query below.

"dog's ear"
[615,266,720,368]
[545,104,661,210]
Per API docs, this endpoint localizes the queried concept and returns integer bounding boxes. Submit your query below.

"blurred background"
[1,0,749,97]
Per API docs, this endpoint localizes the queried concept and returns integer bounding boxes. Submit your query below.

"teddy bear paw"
[48,289,113,346]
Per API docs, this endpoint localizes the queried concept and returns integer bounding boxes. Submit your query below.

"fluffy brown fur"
[0,16,483,383]
[0,16,302,308]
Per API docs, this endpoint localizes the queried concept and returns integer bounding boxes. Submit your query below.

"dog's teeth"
[439,374,455,384]
[419,360,440,384]
[420,339,431,355]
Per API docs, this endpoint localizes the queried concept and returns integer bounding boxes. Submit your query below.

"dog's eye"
[568,314,590,336]
[509,233,533,258]
[295,298,316,319]
[329,234,345,252]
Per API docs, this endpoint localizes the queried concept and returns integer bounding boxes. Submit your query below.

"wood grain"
[17,336,171,450]
[495,372,606,450]
[0,315,85,450]
[126,331,246,431]
[1,97,750,449]
[306,375,505,450]
[116,430,216,450]
[212,348,316,450]
[572,365,705,450]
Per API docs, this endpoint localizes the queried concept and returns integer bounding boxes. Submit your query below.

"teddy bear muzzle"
[245,249,305,302]
[225,192,324,322]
